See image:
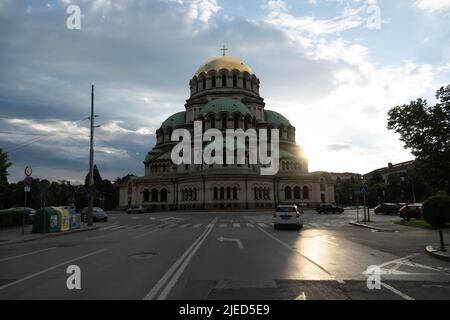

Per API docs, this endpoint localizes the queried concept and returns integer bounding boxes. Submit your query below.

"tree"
[0,149,12,209]
[423,194,450,252]
[387,85,450,194]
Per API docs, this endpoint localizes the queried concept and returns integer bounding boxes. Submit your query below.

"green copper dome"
[264,110,291,127]
[161,111,185,129]
[200,98,251,117]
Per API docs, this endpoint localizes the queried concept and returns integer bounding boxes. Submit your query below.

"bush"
[423,195,450,228]
[0,210,33,229]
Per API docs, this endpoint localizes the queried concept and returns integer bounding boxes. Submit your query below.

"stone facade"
[119,56,335,210]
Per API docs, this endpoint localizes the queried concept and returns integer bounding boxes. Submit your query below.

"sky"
[0,0,449,183]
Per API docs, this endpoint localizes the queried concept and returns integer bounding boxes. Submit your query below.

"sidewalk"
[0,224,99,246]
[425,245,450,262]
[348,212,401,232]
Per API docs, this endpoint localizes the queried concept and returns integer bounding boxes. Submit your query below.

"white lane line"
[246,223,254,228]
[144,218,217,300]
[220,223,227,228]
[192,224,202,228]
[233,223,240,228]
[381,283,414,300]
[0,247,56,263]
[258,223,268,228]
[0,248,107,291]
[133,228,159,239]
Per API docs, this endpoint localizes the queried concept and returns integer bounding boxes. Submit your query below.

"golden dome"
[195,56,253,76]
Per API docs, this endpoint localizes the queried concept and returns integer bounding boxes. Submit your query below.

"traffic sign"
[24,187,30,192]
[360,186,369,195]
[25,166,32,177]
[24,176,33,188]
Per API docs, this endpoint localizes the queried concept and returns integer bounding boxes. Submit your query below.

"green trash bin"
[32,207,60,233]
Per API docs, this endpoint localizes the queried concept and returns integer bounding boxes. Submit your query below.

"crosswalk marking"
[98,222,265,231]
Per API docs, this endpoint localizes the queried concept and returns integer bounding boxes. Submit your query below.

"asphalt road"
[1,209,449,300]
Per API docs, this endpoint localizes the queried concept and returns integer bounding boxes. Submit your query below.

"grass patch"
[396,219,450,229]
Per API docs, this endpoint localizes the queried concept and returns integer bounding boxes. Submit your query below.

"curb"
[349,221,397,232]
[425,245,450,262]
[0,226,99,247]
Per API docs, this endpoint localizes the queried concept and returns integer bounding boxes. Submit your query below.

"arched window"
[302,186,309,199]
[196,81,198,92]
[233,187,238,200]
[222,74,227,87]
[211,75,216,88]
[143,189,150,202]
[220,187,224,200]
[234,114,239,129]
[258,187,262,200]
[213,187,218,200]
[293,186,301,199]
[254,187,258,200]
[233,75,237,87]
[160,188,168,202]
[285,186,292,200]
[243,76,247,89]
[193,188,197,201]
[222,114,227,129]
[203,77,206,90]
[320,182,325,191]
[188,189,193,201]
[151,188,158,202]
[209,115,215,128]
[227,187,231,200]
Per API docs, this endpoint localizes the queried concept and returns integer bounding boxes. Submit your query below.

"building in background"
[363,161,415,183]
[119,55,335,210]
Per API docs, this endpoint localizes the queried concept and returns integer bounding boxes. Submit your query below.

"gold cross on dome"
[220,45,228,56]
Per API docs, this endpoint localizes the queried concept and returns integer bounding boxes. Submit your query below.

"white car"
[273,205,303,230]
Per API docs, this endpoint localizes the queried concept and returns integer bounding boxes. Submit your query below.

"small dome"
[195,56,253,76]
[200,98,251,117]
[264,110,291,127]
[160,111,185,129]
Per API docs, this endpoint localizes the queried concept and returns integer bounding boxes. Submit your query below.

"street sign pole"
[22,191,28,235]
[22,166,32,235]
[87,84,95,227]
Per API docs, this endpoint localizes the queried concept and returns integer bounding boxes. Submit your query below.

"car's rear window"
[277,207,296,212]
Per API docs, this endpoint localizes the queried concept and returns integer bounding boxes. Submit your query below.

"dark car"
[316,203,344,214]
[374,203,400,215]
[398,203,423,221]
[81,207,108,222]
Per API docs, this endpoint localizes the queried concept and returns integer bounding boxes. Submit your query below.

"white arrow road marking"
[217,236,244,249]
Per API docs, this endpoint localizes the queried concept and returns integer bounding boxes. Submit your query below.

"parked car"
[398,203,423,221]
[127,205,147,214]
[316,203,344,214]
[81,207,108,222]
[273,205,303,230]
[374,203,400,215]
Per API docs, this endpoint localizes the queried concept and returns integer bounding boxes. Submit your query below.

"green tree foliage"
[423,194,450,228]
[387,85,450,194]
[0,149,12,209]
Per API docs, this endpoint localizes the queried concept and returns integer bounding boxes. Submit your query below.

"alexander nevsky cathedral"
[119,53,335,210]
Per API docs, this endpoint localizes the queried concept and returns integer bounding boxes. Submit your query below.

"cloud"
[414,0,450,12]
[326,144,353,151]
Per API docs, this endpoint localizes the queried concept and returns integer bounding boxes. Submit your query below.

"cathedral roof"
[195,56,253,76]
[264,110,291,127]
[200,98,251,117]
[160,111,185,129]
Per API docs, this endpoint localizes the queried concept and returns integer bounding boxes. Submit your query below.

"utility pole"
[87,84,95,226]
